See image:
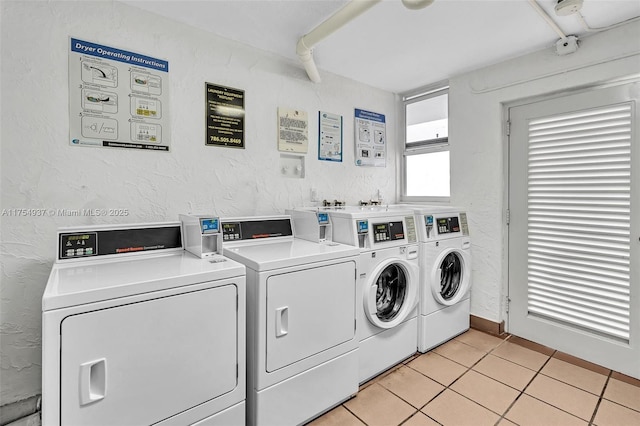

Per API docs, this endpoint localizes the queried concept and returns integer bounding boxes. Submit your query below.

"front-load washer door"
[431,247,470,306]
[364,258,418,329]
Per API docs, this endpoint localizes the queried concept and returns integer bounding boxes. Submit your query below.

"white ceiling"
[121,0,640,93]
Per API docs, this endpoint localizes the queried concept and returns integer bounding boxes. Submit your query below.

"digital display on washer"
[200,218,219,234]
[373,221,404,243]
[317,213,329,224]
[436,217,460,234]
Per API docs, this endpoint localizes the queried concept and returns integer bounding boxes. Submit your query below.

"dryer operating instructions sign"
[68,38,171,151]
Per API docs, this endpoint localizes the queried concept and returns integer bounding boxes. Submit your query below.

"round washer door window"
[431,248,470,306]
[375,263,407,322]
[439,252,462,301]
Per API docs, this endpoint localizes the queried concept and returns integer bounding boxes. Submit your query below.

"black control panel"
[222,219,293,241]
[372,221,404,243]
[436,216,460,234]
[58,225,182,260]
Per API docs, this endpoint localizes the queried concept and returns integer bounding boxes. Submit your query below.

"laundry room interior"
[1,0,639,425]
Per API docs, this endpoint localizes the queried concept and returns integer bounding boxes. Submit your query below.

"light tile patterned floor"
[308,329,640,426]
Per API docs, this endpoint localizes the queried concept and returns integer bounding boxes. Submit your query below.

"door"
[60,285,238,426]
[508,82,639,378]
[364,258,418,328]
[265,261,356,372]
[430,243,471,306]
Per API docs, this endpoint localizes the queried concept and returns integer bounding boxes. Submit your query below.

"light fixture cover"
[401,0,435,10]
[555,0,583,16]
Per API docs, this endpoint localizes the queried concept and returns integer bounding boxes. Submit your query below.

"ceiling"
[120,0,640,94]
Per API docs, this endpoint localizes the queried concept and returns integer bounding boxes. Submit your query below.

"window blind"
[526,103,632,341]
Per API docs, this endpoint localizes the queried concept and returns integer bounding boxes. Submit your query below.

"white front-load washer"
[42,222,246,426]
[414,209,472,352]
[327,207,420,383]
[220,216,360,426]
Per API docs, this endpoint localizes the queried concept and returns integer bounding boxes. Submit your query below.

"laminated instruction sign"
[206,83,245,148]
[354,108,386,167]
[318,111,343,162]
[278,107,308,153]
[69,38,170,151]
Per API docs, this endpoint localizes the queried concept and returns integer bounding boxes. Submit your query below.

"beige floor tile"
[455,328,507,352]
[307,405,365,426]
[593,399,640,426]
[343,383,416,426]
[505,394,587,426]
[422,389,500,426]
[525,374,599,421]
[491,341,550,371]
[378,366,445,408]
[450,370,520,415]
[603,378,640,412]
[407,352,468,386]
[432,339,486,367]
[402,412,440,426]
[473,354,537,391]
[540,357,607,395]
[497,419,518,426]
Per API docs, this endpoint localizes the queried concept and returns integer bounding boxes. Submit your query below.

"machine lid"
[42,252,245,311]
[223,238,359,271]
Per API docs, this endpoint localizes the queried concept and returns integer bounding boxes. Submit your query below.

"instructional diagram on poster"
[318,111,343,162]
[278,107,308,153]
[69,37,170,151]
[354,108,386,167]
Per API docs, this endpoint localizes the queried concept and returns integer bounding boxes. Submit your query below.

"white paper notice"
[278,107,308,153]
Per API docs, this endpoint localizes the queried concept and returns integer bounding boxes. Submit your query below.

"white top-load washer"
[321,206,420,383]
[412,207,472,352]
[220,215,360,426]
[42,221,246,426]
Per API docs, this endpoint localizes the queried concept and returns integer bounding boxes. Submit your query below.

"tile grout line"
[588,369,612,425]
[491,347,557,426]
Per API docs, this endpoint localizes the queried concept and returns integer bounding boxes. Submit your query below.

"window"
[401,84,450,201]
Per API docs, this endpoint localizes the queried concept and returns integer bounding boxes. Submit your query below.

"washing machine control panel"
[436,216,460,234]
[372,221,404,243]
[58,225,182,261]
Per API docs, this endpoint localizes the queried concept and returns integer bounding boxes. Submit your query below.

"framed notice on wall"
[205,83,245,149]
[354,108,386,167]
[69,37,171,151]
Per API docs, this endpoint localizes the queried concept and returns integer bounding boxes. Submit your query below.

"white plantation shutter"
[526,103,632,341]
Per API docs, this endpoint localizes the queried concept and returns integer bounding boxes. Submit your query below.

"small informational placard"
[278,107,308,153]
[69,37,170,151]
[318,111,343,162]
[205,83,245,149]
[354,108,386,167]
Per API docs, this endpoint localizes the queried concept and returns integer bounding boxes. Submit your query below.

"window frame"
[400,82,450,203]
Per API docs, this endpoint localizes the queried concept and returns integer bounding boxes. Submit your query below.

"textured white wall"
[448,21,640,324]
[0,1,397,405]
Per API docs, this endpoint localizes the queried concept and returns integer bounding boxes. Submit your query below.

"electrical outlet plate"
[279,154,305,179]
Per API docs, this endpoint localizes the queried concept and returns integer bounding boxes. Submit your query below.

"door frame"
[502,76,640,334]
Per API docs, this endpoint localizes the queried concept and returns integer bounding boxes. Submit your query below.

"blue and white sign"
[69,37,171,151]
[354,108,386,167]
